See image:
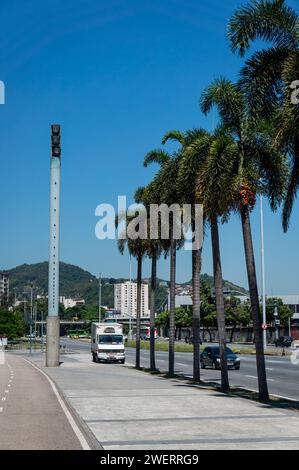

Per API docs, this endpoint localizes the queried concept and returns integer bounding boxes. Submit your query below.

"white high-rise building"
[0,272,9,306]
[114,281,150,317]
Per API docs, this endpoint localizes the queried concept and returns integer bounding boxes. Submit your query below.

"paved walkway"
[25,351,299,450]
[0,354,86,450]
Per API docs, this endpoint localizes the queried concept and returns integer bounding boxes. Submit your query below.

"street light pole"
[98,273,102,322]
[260,194,267,350]
[128,256,132,339]
[30,283,33,354]
[46,124,61,367]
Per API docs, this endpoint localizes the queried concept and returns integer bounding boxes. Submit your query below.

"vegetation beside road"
[126,340,290,356]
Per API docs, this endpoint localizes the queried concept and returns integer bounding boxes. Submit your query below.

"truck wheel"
[121,359,125,364]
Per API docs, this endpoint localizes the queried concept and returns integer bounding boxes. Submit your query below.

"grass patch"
[126,340,289,356]
[126,340,194,353]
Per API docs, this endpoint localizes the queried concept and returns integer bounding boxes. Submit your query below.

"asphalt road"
[0,353,84,449]
[61,337,299,402]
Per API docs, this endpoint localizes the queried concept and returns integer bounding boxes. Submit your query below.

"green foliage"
[0,308,26,339]
[266,297,293,326]
[225,297,251,327]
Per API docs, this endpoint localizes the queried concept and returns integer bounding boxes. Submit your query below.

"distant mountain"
[4,262,248,308]
[180,273,248,296]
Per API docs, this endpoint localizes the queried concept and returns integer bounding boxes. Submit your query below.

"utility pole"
[98,273,102,322]
[128,256,132,339]
[274,304,280,342]
[30,283,33,354]
[46,124,61,367]
[260,194,267,350]
[41,310,44,353]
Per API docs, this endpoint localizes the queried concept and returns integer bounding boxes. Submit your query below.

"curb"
[22,356,103,450]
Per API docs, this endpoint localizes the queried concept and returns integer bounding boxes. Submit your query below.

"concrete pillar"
[46,316,60,367]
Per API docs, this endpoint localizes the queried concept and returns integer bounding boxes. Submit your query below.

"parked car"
[200,346,240,370]
[274,336,293,348]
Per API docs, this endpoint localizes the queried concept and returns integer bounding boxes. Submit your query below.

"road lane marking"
[267,360,288,364]
[22,358,90,451]
[245,375,257,379]
[0,407,3,412]
[1,397,6,401]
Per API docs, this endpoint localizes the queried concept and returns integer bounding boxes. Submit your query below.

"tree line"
[116,0,299,402]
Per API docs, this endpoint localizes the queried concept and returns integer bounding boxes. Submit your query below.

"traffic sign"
[262,323,268,330]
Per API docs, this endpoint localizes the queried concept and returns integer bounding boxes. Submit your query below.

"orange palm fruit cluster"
[239,184,256,208]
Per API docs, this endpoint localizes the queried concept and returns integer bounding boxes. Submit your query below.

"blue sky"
[0,0,298,294]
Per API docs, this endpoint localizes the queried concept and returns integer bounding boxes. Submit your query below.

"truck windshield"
[98,335,123,344]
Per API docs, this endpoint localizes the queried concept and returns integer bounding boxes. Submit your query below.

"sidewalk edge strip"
[22,357,91,450]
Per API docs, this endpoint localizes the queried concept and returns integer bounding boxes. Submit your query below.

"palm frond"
[161,130,185,145]
[144,149,170,167]
[228,0,298,57]
[282,142,299,231]
[238,46,288,118]
[200,78,244,134]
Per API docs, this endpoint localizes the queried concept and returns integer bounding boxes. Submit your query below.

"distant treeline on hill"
[4,261,248,309]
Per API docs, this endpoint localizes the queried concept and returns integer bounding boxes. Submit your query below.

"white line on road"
[1,397,6,401]
[0,407,3,412]
[245,375,257,379]
[22,358,90,451]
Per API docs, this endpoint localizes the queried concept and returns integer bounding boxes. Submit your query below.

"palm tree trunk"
[150,250,157,371]
[192,247,202,382]
[210,214,229,392]
[136,252,142,370]
[168,230,176,377]
[241,205,269,401]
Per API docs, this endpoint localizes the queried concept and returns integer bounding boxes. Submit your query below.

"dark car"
[200,346,240,370]
[274,336,293,348]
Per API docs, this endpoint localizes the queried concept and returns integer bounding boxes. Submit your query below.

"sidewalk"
[26,350,299,450]
[0,354,88,450]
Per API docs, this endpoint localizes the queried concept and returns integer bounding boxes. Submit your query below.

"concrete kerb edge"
[21,356,103,451]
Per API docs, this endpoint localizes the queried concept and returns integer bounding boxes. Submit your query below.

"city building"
[59,296,85,310]
[0,272,9,306]
[114,281,150,317]
[167,293,192,311]
[269,295,299,338]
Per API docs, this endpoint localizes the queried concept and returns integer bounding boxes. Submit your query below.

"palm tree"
[162,129,210,382]
[166,129,234,390]
[196,133,239,391]
[200,78,287,401]
[143,150,180,377]
[228,0,299,231]
[116,210,147,369]
[135,185,163,372]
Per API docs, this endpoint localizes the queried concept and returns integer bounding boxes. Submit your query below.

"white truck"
[91,322,125,364]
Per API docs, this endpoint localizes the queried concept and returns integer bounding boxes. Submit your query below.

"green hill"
[4,262,248,308]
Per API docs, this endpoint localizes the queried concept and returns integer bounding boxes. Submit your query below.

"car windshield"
[210,347,234,355]
[98,335,123,344]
